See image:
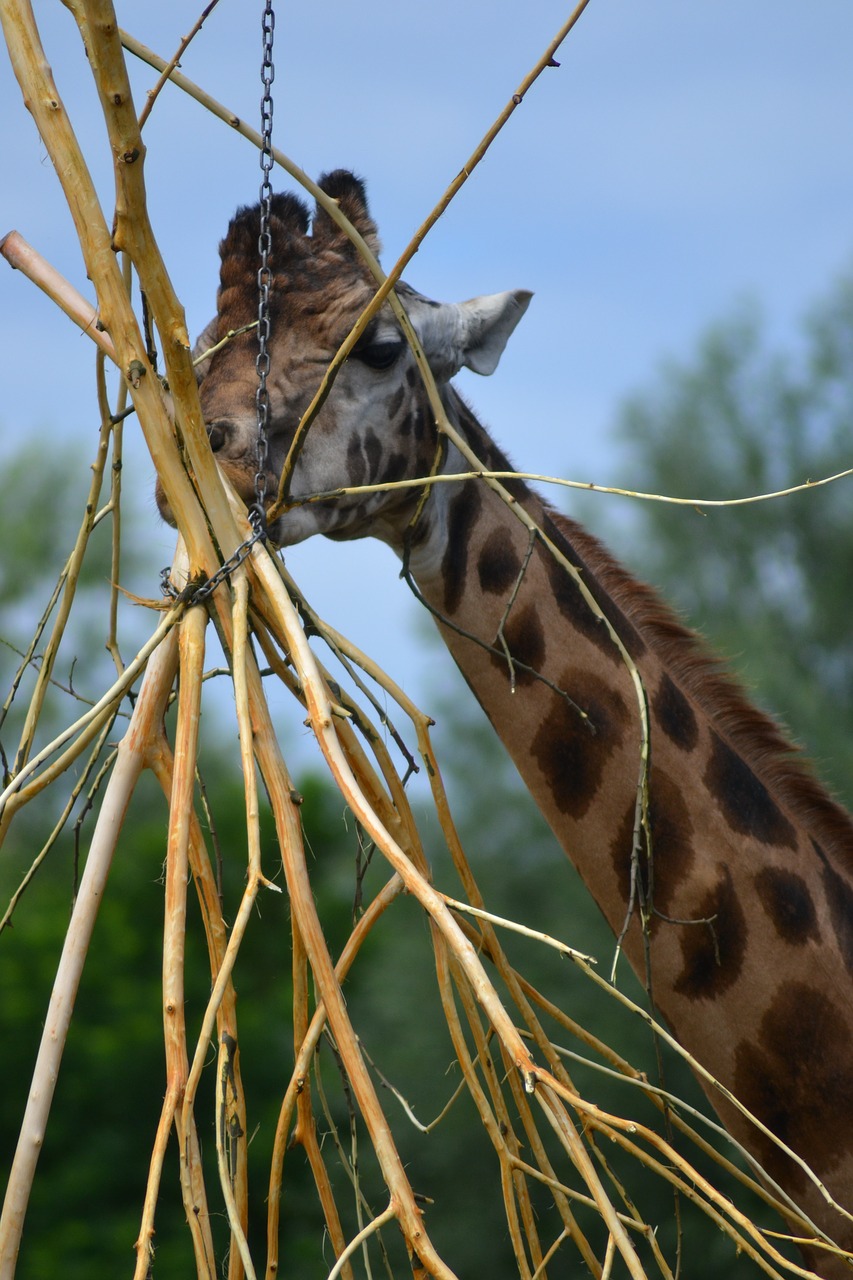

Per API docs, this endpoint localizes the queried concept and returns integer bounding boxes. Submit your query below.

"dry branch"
[0,617,180,1274]
[0,3,845,1279]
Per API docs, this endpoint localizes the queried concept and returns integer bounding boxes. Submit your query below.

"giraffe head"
[157,170,531,547]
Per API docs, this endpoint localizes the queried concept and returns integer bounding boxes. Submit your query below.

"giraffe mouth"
[154,458,277,528]
[215,457,274,510]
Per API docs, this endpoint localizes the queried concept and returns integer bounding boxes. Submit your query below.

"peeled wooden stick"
[163,604,219,1278]
[71,0,244,564]
[0,230,117,362]
[141,721,252,1280]
[1,0,222,585]
[0,610,181,1279]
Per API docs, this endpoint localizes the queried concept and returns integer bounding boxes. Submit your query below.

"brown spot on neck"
[653,673,698,753]
[441,480,482,615]
[541,526,647,666]
[646,770,697,917]
[733,982,853,1191]
[610,766,697,921]
[674,865,746,999]
[487,603,546,689]
[754,867,820,946]
[478,526,522,596]
[813,840,853,975]
[705,733,797,848]
[530,669,629,821]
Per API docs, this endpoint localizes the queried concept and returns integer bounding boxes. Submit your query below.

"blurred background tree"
[3,264,853,1276]
[609,269,853,808]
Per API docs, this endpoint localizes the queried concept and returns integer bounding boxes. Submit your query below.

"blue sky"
[3,2,853,745]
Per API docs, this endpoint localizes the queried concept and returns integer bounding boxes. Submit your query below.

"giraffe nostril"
[207,422,227,452]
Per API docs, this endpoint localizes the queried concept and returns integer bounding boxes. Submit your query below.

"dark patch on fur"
[541,537,647,666]
[488,604,545,689]
[733,982,853,1191]
[610,799,637,907]
[653,673,698,753]
[346,434,366,487]
[674,865,746,999]
[386,385,405,420]
[385,451,408,485]
[413,403,430,443]
[754,867,820,946]
[610,769,696,921]
[453,397,532,503]
[813,841,853,975]
[478,527,522,595]
[542,549,617,664]
[441,481,482,615]
[706,733,797,848]
[364,429,382,480]
[531,670,629,821]
[646,770,697,917]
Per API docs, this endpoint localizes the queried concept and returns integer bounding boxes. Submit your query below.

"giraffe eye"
[355,338,405,371]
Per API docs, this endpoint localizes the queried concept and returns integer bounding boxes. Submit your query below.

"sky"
[3,1,853,764]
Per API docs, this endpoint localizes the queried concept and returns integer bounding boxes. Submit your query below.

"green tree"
[0,437,149,782]
[1,763,371,1279]
[611,277,853,805]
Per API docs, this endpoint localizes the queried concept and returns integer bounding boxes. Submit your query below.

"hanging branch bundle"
[0,4,849,1280]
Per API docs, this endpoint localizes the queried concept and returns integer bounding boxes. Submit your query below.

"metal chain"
[159,519,267,605]
[254,0,276,530]
[159,3,276,606]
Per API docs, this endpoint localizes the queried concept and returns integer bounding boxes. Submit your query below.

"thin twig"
[325,1204,397,1280]
[136,0,221,130]
[280,462,853,512]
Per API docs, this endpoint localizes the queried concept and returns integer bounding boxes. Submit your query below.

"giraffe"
[160,170,853,1275]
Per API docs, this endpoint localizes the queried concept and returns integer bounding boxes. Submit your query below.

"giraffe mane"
[548,506,853,870]
[447,389,853,869]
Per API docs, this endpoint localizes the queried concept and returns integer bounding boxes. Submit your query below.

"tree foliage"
[612,272,853,805]
[0,437,148,784]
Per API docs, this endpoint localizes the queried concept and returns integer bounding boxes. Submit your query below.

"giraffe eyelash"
[353,337,405,371]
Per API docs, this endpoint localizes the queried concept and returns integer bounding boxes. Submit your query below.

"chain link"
[255,0,276,524]
[159,4,276,607]
[159,510,268,605]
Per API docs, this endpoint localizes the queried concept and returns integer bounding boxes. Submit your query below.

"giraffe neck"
[401,391,853,1269]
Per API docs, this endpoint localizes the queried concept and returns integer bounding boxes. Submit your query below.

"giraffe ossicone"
[160,169,853,1277]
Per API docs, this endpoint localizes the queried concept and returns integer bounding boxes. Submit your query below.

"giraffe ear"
[457,290,533,375]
